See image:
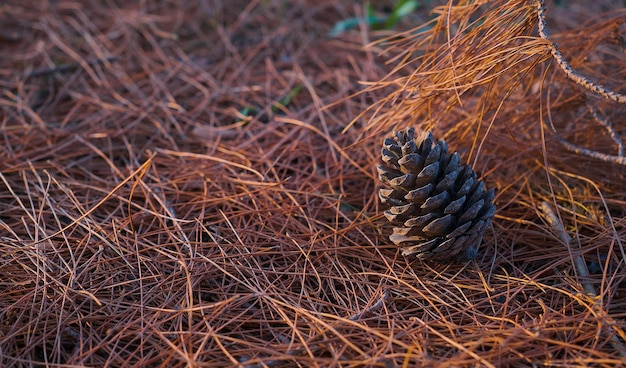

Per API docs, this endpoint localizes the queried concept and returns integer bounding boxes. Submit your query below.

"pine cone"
[378,127,496,262]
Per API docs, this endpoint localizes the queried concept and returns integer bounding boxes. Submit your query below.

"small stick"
[586,104,624,157]
[558,104,626,165]
[536,0,626,104]
[539,201,595,295]
[557,136,626,166]
[540,201,626,356]
[539,1,626,165]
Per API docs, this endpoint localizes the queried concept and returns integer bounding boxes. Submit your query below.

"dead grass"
[1,0,626,366]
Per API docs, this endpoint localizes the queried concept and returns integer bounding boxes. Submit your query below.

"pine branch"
[536,0,626,103]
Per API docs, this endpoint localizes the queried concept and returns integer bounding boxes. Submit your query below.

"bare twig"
[557,136,626,165]
[556,103,626,165]
[540,201,626,357]
[539,201,595,295]
[539,1,626,165]
[587,104,624,157]
[536,0,626,103]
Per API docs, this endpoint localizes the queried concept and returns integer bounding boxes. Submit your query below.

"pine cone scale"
[404,212,437,229]
[422,214,456,237]
[458,199,485,223]
[435,170,459,192]
[420,191,451,212]
[398,153,425,173]
[405,184,434,202]
[445,221,472,238]
[444,195,466,214]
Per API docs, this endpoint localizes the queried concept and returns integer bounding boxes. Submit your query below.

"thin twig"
[536,0,626,104]
[539,201,595,295]
[539,201,626,357]
[586,104,624,157]
[557,136,626,165]
[556,103,626,165]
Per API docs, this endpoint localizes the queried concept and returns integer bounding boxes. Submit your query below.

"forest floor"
[1,0,626,366]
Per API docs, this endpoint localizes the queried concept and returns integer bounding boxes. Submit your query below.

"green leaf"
[239,84,303,122]
[384,0,419,29]
[365,3,376,20]
[330,0,420,35]
[240,105,255,116]
[276,84,302,109]
[339,201,361,213]
[329,15,385,36]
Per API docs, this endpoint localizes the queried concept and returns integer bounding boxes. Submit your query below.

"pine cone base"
[378,128,496,262]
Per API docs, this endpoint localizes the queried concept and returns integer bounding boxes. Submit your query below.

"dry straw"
[1,0,626,366]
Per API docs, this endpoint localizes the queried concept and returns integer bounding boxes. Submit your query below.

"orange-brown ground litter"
[1,0,626,366]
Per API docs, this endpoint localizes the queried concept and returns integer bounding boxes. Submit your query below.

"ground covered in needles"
[1,0,626,366]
